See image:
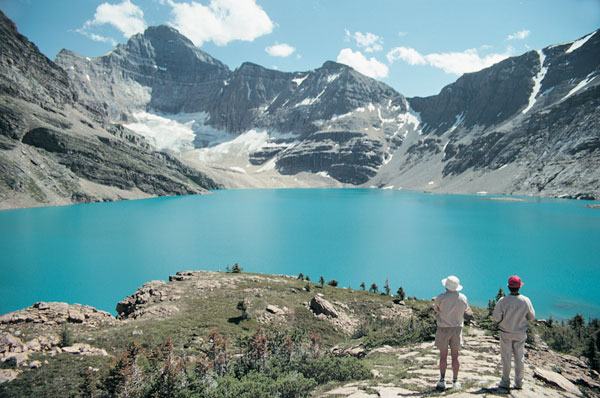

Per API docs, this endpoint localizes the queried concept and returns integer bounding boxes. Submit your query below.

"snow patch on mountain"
[566,31,596,54]
[194,130,298,163]
[292,75,308,86]
[562,73,598,101]
[522,50,547,114]
[123,111,232,153]
[124,111,197,153]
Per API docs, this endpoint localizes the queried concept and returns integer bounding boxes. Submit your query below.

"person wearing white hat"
[433,275,469,390]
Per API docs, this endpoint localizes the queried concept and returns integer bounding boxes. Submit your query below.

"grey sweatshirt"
[434,290,469,328]
[493,293,535,334]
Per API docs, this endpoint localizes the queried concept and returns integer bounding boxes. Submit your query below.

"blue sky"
[2,0,599,97]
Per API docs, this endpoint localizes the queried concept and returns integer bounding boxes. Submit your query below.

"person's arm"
[492,298,503,322]
[526,298,535,321]
[433,295,441,314]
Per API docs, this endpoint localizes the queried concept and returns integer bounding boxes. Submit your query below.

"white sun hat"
[442,275,463,292]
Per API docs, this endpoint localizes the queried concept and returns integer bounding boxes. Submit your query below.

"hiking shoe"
[452,381,461,389]
[497,382,510,390]
[436,380,446,390]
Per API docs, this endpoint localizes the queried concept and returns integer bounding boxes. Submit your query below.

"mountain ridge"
[54,23,599,199]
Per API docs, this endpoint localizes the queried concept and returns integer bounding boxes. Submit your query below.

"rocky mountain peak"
[319,60,349,73]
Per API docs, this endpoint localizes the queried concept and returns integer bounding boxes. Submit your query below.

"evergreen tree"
[237,299,249,320]
[369,283,379,293]
[384,278,390,295]
[319,276,325,287]
[297,272,304,280]
[360,282,366,290]
[585,335,600,372]
[396,286,406,301]
[231,263,243,273]
[496,288,506,302]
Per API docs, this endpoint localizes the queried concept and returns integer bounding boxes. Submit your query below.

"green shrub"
[298,356,370,384]
[327,279,338,287]
[59,323,73,348]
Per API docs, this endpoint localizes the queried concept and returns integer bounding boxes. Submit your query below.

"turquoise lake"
[1,188,599,320]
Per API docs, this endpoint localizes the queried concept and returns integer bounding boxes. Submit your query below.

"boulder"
[0,333,22,353]
[0,369,19,384]
[3,352,28,367]
[310,296,339,318]
[25,338,41,352]
[266,305,284,315]
[534,367,582,396]
[29,360,42,368]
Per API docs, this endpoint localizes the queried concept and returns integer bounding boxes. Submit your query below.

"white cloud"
[387,46,513,75]
[336,48,389,79]
[83,0,146,38]
[265,43,296,57]
[507,29,530,40]
[167,0,274,46]
[89,33,118,46]
[386,46,426,65]
[425,49,511,74]
[345,29,383,52]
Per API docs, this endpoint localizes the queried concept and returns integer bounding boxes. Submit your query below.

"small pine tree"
[225,265,231,273]
[384,278,390,295]
[369,283,379,293]
[360,282,366,290]
[297,272,304,280]
[59,323,73,347]
[237,299,249,320]
[396,286,406,301]
[231,263,242,273]
[585,335,600,372]
[305,275,310,282]
[496,288,506,302]
[319,276,325,287]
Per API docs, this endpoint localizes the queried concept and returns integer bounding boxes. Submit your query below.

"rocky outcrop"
[310,296,340,318]
[116,280,171,320]
[534,368,583,396]
[20,126,221,196]
[0,302,116,327]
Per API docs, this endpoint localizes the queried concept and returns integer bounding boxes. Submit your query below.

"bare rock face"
[310,296,339,318]
[534,368,583,396]
[0,302,116,327]
[116,280,170,319]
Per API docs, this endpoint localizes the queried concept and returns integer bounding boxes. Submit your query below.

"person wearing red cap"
[433,275,470,390]
[493,275,535,390]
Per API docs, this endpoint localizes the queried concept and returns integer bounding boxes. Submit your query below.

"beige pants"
[499,332,527,387]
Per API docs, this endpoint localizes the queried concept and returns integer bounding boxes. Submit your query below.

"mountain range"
[1,11,598,208]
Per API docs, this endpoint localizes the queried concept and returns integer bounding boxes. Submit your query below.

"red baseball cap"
[508,275,523,288]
